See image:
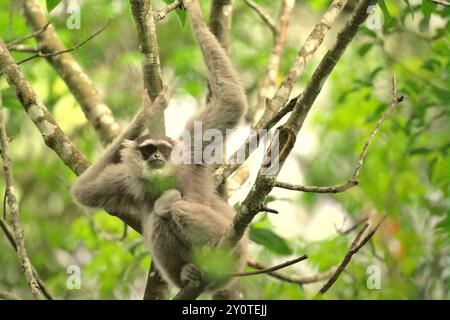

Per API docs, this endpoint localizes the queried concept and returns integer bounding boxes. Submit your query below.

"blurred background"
[0,0,448,299]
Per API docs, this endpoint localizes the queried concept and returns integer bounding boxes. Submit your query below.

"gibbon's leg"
[169,199,245,296]
[169,199,234,245]
[183,0,246,136]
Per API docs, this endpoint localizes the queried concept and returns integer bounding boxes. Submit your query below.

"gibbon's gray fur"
[71,0,248,295]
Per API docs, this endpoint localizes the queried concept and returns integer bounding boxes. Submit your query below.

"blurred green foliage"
[0,0,448,300]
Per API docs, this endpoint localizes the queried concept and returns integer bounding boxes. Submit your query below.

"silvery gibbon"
[72,0,248,296]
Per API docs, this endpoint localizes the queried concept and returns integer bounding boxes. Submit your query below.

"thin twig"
[274,180,358,193]
[7,44,39,53]
[247,259,337,284]
[260,206,279,214]
[428,0,450,7]
[6,22,50,48]
[0,219,53,299]
[251,0,295,122]
[17,19,112,65]
[316,215,387,296]
[0,92,44,299]
[233,255,308,277]
[256,0,348,130]
[335,214,369,235]
[22,0,120,145]
[214,0,348,185]
[274,75,403,194]
[242,0,277,34]
[0,219,16,250]
[154,0,183,22]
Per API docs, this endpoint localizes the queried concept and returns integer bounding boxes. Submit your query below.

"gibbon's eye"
[158,144,172,159]
[139,144,157,160]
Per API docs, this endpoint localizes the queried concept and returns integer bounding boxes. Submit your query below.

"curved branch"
[0,219,53,299]
[234,255,307,277]
[317,216,387,296]
[242,0,277,34]
[247,258,337,284]
[17,19,112,65]
[251,0,295,121]
[0,94,43,299]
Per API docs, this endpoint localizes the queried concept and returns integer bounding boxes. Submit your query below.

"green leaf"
[308,237,348,271]
[1,88,21,110]
[421,1,437,17]
[403,0,414,19]
[378,1,391,19]
[263,195,277,205]
[358,43,374,57]
[359,26,378,38]
[410,147,434,155]
[46,0,62,13]
[378,0,395,30]
[250,227,293,255]
[176,9,187,27]
[419,17,431,32]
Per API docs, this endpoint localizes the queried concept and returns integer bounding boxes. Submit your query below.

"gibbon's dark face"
[136,136,173,169]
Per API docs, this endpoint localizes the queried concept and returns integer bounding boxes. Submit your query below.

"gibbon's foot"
[153,189,182,217]
[180,263,202,287]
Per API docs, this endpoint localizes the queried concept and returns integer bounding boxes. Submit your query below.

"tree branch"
[154,1,183,22]
[242,0,277,34]
[0,92,43,299]
[274,76,403,193]
[130,0,164,105]
[0,290,20,300]
[335,214,369,235]
[316,215,387,296]
[16,19,112,65]
[0,219,53,299]
[234,255,307,277]
[256,0,348,129]
[247,258,337,284]
[129,0,169,300]
[6,22,50,48]
[214,0,348,185]
[0,39,90,175]
[428,0,450,7]
[219,0,378,275]
[22,0,120,146]
[252,0,295,122]
[6,44,39,53]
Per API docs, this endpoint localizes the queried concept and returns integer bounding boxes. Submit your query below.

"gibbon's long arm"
[184,0,246,136]
[71,90,169,212]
